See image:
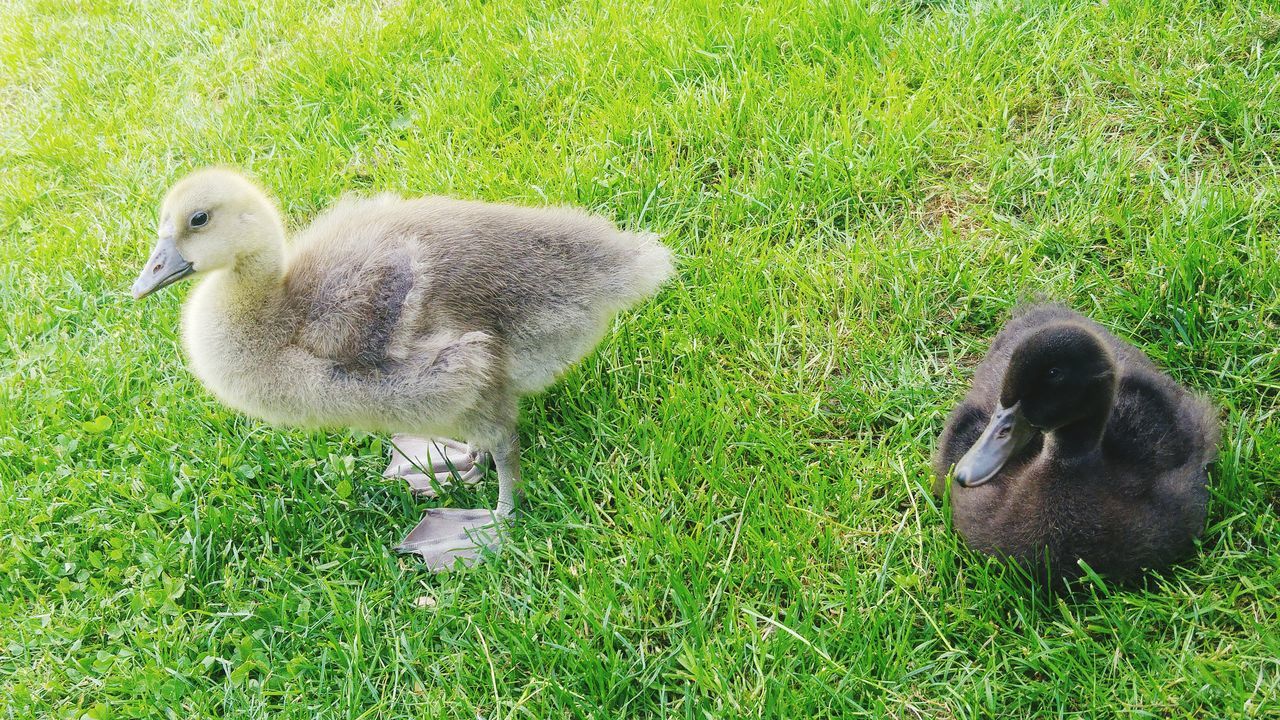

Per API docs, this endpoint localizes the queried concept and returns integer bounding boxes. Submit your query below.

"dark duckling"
[934,304,1218,584]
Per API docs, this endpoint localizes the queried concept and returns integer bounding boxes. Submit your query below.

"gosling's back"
[283,194,674,394]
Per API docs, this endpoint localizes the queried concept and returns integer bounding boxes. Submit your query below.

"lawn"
[2,0,1278,717]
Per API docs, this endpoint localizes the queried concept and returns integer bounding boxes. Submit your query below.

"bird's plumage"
[136,167,673,570]
[173,177,671,443]
[934,304,1218,584]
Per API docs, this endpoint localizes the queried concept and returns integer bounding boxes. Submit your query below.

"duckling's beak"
[132,233,194,299]
[954,402,1034,488]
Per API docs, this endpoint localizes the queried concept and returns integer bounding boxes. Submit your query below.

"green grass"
[2,0,1278,716]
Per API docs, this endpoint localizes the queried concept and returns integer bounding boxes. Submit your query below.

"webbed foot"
[384,435,488,497]
[395,508,507,571]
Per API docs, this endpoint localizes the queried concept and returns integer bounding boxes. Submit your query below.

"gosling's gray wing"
[283,249,419,373]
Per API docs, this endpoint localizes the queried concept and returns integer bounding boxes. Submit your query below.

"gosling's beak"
[953,402,1034,488]
[132,233,194,299]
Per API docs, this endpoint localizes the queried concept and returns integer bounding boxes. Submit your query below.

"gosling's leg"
[383,434,488,498]
[395,434,523,572]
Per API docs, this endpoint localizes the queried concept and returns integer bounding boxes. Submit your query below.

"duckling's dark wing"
[1104,375,1196,473]
[1103,369,1218,503]
[1100,371,1215,574]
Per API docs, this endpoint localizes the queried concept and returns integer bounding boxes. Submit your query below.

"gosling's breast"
[180,281,292,422]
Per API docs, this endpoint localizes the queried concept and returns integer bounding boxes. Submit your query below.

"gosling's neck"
[209,200,289,307]
[229,245,284,294]
[200,241,288,328]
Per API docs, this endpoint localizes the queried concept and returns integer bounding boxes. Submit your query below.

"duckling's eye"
[189,211,210,228]
[1046,367,1064,382]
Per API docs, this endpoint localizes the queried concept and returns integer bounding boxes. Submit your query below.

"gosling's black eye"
[1046,367,1063,382]
[189,211,209,228]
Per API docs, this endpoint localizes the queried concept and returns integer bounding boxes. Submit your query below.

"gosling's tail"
[615,231,675,305]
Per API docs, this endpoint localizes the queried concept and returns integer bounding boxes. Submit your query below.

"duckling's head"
[954,324,1116,487]
[132,168,285,299]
